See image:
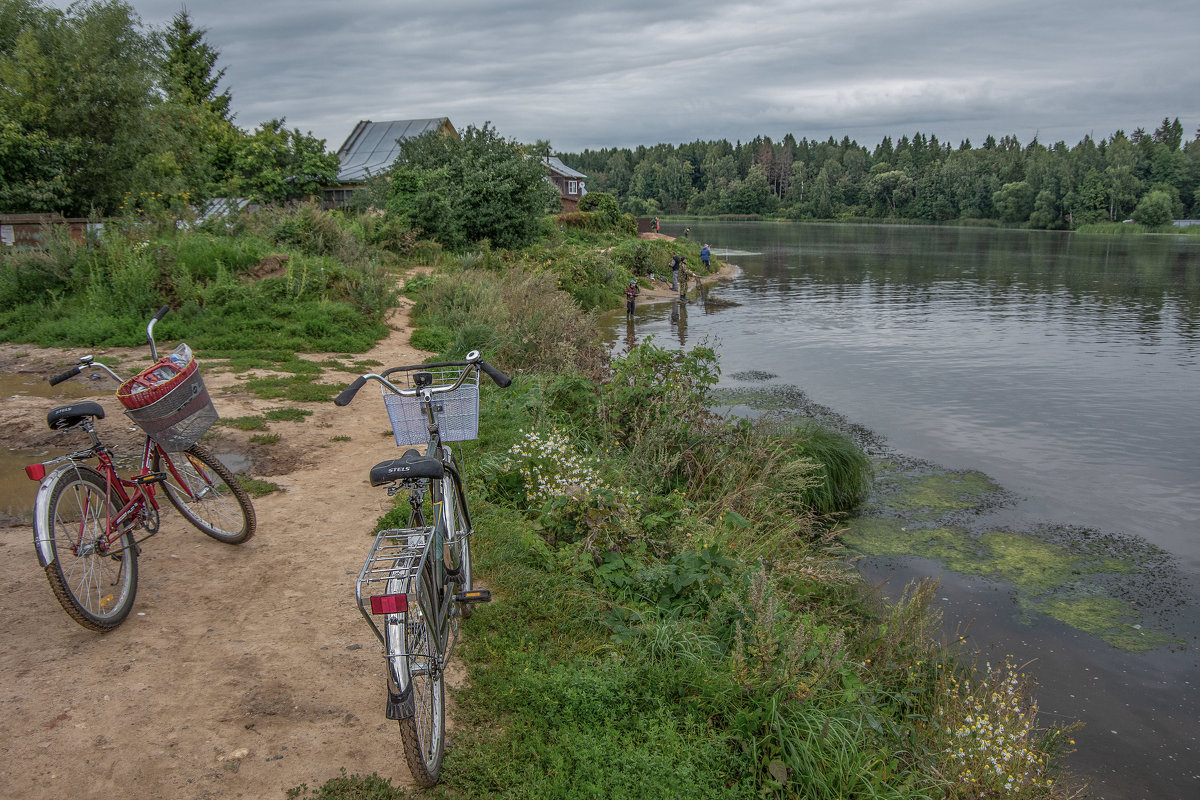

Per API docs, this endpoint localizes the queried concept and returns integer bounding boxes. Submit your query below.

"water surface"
[607,222,1200,799]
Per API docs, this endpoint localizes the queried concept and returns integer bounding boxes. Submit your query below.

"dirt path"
[0,258,738,799]
[0,294,448,799]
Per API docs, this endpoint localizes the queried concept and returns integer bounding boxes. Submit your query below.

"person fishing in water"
[624,280,640,314]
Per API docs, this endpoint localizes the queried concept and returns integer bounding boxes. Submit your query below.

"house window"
[567,180,578,195]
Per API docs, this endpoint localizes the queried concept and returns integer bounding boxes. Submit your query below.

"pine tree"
[161,10,231,120]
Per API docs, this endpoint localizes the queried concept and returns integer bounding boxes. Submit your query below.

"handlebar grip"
[334,376,368,406]
[152,305,170,322]
[479,360,512,388]
[48,365,83,386]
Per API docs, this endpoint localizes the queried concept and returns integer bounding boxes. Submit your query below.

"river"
[605,222,1200,800]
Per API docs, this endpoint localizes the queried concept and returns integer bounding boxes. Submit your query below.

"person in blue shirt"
[701,243,711,271]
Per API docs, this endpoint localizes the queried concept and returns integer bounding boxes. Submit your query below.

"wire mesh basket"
[383,365,479,446]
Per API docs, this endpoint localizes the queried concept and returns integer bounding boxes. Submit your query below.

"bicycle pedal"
[454,589,492,604]
[131,471,168,486]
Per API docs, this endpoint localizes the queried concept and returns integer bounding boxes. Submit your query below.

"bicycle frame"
[29,352,220,566]
[30,427,197,564]
[353,388,466,654]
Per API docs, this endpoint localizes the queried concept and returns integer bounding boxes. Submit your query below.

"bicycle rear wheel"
[154,443,256,544]
[393,561,445,786]
[40,466,138,631]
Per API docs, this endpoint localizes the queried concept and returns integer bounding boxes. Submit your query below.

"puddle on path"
[0,371,106,400]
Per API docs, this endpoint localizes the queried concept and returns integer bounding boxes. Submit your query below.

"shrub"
[1132,190,1174,228]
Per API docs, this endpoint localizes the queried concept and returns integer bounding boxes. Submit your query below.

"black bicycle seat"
[369,449,444,486]
[47,401,106,430]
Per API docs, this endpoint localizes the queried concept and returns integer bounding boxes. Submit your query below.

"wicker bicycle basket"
[117,345,217,451]
[383,365,479,447]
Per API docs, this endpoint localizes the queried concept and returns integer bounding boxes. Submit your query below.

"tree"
[867,169,914,215]
[993,181,1035,223]
[1103,134,1142,220]
[159,9,231,119]
[0,0,157,214]
[386,123,555,250]
[1131,189,1173,227]
[229,119,337,203]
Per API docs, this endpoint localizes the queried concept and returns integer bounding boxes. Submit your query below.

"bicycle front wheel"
[395,562,446,786]
[154,443,256,544]
[41,467,138,631]
[408,468,472,619]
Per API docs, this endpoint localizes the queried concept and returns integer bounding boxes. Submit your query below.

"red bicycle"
[26,307,255,631]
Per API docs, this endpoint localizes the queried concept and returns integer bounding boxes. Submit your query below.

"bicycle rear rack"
[355,527,431,645]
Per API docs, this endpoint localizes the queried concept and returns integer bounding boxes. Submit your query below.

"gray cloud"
[55,0,1200,151]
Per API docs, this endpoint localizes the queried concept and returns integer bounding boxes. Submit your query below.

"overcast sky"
[61,0,1200,154]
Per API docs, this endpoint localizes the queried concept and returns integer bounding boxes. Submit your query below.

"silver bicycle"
[335,351,511,785]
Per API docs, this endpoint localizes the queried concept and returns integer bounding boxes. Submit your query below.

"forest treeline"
[561,120,1200,228]
[5,1,1196,234]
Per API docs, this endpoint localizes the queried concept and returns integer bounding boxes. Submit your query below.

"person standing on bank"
[624,280,640,314]
[668,252,682,291]
[678,258,691,299]
[701,243,711,271]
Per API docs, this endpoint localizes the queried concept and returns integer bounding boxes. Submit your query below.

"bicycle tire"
[396,561,445,786]
[40,466,138,631]
[154,443,256,544]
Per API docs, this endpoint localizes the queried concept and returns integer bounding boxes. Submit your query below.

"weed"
[219,416,268,431]
[264,408,314,422]
[236,476,281,497]
[250,433,281,445]
[243,375,339,402]
[287,768,403,799]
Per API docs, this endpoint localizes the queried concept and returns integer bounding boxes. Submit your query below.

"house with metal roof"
[322,117,458,206]
[543,156,587,212]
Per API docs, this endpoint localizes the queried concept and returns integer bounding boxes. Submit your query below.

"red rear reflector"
[25,464,46,482]
[370,594,408,614]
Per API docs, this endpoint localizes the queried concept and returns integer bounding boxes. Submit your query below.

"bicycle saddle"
[47,401,106,430]
[370,449,444,486]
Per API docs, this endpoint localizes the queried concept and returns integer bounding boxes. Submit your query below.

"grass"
[242,374,341,402]
[236,475,281,497]
[218,416,269,431]
[264,408,314,422]
[249,433,281,445]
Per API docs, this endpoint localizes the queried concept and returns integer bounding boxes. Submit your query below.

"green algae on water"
[844,456,1181,652]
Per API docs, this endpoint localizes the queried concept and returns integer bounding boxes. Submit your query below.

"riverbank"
[0,220,1082,799]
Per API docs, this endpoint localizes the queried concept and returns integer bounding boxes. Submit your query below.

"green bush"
[1132,189,1174,228]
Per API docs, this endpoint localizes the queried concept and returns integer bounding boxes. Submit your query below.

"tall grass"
[0,210,398,351]
[410,266,605,374]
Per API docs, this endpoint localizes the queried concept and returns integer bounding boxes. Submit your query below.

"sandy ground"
[0,255,737,799]
[0,292,450,799]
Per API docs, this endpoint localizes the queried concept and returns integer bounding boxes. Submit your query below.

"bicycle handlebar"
[334,353,511,406]
[147,305,170,360]
[48,365,84,386]
[46,308,173,387]
[333,376,368,406]
[478,359,512,388]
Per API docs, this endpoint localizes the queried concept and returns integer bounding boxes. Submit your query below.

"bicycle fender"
[32,463,104,567]
[386,682,415,720]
